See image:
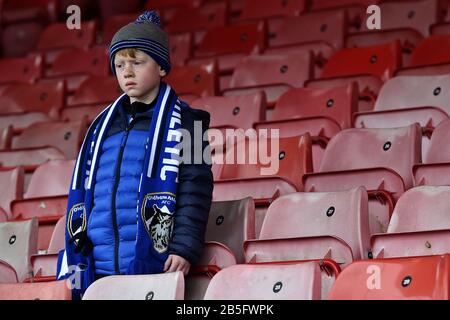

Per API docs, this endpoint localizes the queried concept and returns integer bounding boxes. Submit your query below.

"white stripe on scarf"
[147,85,171,178]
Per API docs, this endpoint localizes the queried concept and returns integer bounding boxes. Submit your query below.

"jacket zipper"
[111,116,137,274]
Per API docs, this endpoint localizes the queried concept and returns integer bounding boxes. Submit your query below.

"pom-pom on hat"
[109,11,171,74]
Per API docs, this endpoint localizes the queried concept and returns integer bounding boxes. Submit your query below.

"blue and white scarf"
[56,83,182,299]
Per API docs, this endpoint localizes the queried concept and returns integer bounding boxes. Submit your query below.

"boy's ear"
[159,67,167,77]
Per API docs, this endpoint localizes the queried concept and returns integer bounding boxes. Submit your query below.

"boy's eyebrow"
[115,56,141,63]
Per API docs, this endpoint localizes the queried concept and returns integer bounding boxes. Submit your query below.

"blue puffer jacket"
[87,95,213,275]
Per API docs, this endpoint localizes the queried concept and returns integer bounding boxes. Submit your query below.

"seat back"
[269,9,346,50]
[192,91,266,130]
[321,41,401,81]
[319,124,422,188]
[425,118,450,164]
[260,187,370,260]
[195,22,266,58]
[240,0,306,20]
[0,218,38,282]
[165,62,218,97]
[0,81,64,119]
[0,56,42,85]
[0,147,65,170]
[329,255,450,300]
[82,272,185,300]
[47,215,66,254]
[12,121,86,159]
[0,280,71,300]
[375,74,450,115]
[204,262,321,300]
[46,47,109,78]
[37,21,97,51]
[67,75,122,107]
[229,52,313,89]
[273,83,358,129]
[206,197,255,263]
[0,167,24,219]
[360,0,441,36]
[218,134,313,191]
[411,35,450,67]
[24,160,75,198]
[166,2,227,34]
[387,186,450,233]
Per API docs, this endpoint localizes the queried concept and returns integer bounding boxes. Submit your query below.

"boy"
[56,11,213,299]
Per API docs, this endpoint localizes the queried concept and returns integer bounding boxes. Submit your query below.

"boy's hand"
[164,254,191,276]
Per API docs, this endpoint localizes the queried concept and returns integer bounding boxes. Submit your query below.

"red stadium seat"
[359,0,443,37]
[204,261,323,300]
[239,0,306,21]
[0,167,24,220]
[82,272,185,300]
[244,187,370,267]
[165,62,219,98]
[346,29,424,67]
[410,35,450,67]
[192,91,267,130]
[413,118,450,186]
[306,74,383,112]
[43,47,110,93]
[372,186,450,259]
[267,83,357,129]
[268,9,346,51]
[196,22,266,58]
[205,197,255,263]
[12,160,74,251]
[223,52,313,106]
[0,147,65,173]
[329,255,450,300]
[0,81,65,121]
[166,2,227,34]
[354,74,450,159]
[214,134,312,236]
[63,75,121,123]
[2,0,59,23]
[101,14,138,45]
[217,134,312,191]
[169,33,193,66]
[264,42,335,79]
[0,56,43,86]
[37,21,98,65]
[0,280,71,300]
[303,124,422,235]
[12,121,86,160]
[1,22,44,58]
[321,41,402,82]
[255,83,357,171]
[191,22,267,73]
[0,218,38,282]
[30,215,65,278]
[97,0,142,21]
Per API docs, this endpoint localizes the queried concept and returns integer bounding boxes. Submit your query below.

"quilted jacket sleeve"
[168,103,213,265]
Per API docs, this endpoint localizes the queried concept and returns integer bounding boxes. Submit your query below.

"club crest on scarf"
[67,203,86,237]
[141,192,176,253]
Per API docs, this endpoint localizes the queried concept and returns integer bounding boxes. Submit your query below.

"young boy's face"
[114,49,166,103]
